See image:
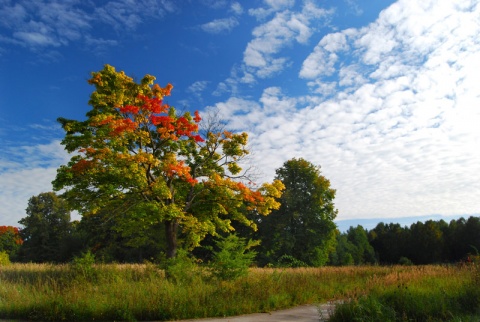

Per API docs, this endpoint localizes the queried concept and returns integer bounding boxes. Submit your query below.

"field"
[0,263,478,321]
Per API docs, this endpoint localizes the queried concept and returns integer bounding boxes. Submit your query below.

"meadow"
[0,262,478,321]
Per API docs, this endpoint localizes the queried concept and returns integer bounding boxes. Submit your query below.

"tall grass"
[0,263,476,321]
[329,264,480,321]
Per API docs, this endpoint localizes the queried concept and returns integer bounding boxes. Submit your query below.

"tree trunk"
[165,219,179,259]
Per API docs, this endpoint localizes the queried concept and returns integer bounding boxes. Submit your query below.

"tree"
[0,226,22,259]
[369,222,410,264]
[257,158,337,266]
[329,231,355,266]
[53,65,283,259]
[408,220,444,264]
[330,225,376,266]
[346,225,376,265]
[74,211,166,262]
[18,192,71,262]
[209,234,258,280]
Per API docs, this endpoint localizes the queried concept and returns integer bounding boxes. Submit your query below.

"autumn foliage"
[0,226,22,245]
[0,226,23,258]
[53,65,283,258]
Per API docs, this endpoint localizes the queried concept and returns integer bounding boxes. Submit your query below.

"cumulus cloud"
[0,140,70,226]
[211,0,480,220]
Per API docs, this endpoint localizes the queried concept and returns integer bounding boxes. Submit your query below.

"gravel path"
[168,302,338,322]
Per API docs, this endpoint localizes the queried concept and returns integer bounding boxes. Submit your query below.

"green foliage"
[71,250,96,281]
[164,249,202,284]
[257,158,337,267]
[209,234,258,280]
[18,192,72,263]
[0,251,11,266]
[275,255,308,268]
[0,226,22,259]
[369,216,480,265]
[330,226,377,266]
[398,256,413,266]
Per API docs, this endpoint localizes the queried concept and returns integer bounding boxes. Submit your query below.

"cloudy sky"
[1,0,479,229]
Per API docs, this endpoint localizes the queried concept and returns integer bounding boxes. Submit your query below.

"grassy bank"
[0,263,477,321]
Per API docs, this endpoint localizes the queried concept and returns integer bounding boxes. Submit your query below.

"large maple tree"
[53,65,283,258]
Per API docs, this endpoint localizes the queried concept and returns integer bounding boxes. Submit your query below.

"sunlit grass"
[329,264,480,321]
[0,263,476,321]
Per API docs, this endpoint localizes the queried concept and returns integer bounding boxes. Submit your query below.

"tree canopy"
[0,226,22,259]
[257,158,338,266]
[53,65,283,258]
[18,192,71,262]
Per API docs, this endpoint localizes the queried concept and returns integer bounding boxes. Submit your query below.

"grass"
[0,263,478,321]
[329,264,480,321]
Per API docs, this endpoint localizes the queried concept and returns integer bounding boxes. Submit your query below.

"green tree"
[408,220,444,264]
[18,192,71,262]
[0,226,22,259]
[369,222,410,264]
[329,231,355,266]
[346,225,376,265]
[257,158,337,266]
[330,226,376,266]
[53,65,283,259]
[209,234,258,280]
[75,211,166,262]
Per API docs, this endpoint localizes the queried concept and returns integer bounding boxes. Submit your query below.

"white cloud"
[0,0,176,51]
[300,31,350,79]
[248,0,295,20]
[0,140,70,227]
[187,80,209,94]
[200,17,239,34]
[212,0,480,220]
[243,1,332,81]
[230,2,243,15]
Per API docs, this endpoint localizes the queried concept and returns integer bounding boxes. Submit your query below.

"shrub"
[0,251,10,266]
[398,256,413,266]
[275,254,308,268]
[209,234,258,280]
[164,249,202,284]
[71,250,96,280]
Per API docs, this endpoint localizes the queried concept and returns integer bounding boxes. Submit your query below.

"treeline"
[332,217,480,265]
[2,200,479,266]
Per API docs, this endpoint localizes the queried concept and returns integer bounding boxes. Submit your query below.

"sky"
[1,0,479,230]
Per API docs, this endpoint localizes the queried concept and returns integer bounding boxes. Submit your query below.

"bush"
[398,256,413,266]
[275,255,308,268]
[209,234,258,280]
[0,251,10,266]
[71,250,96,280]
[164,249,202,284]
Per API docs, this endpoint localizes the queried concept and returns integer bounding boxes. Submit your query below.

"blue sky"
[1,0,479,230]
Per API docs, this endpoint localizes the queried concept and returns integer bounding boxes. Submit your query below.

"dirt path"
[168,302,338,322]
